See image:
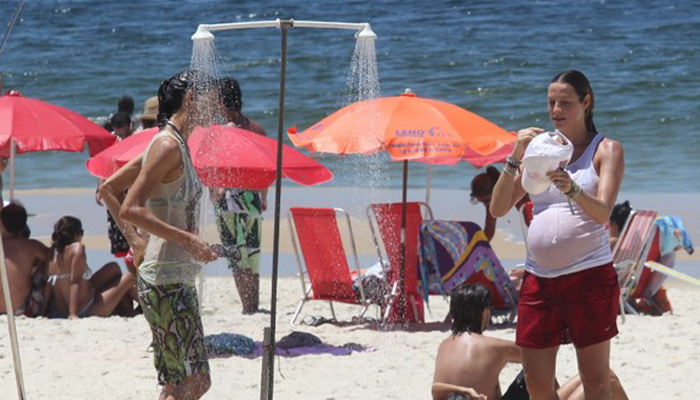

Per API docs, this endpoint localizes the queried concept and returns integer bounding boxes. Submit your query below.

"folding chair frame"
[288,207,370,328]
[612,209,658,320]
[366,202,434,322]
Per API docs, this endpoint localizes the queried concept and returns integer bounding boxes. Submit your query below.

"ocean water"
[1,0,699,192]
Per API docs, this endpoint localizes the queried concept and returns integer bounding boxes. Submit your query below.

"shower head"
[191,25,215,42]
[355,24,377,40]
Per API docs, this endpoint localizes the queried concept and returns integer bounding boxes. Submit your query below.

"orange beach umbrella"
[288,89,515,165]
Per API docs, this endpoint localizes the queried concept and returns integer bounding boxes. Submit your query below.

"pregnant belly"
[527,208,607,270]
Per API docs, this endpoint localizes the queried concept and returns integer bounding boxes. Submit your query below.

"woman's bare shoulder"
[64,242,86,256]
[595,137,624,164]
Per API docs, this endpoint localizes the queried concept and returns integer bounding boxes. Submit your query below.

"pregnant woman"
[490,70,625,400]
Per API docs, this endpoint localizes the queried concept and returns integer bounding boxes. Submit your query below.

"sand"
[1,187,699,399]
[1,277,699,400]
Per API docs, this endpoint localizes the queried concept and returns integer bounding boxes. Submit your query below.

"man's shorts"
[214,190,262,274]
[516,262,620,349]
[138,277,210,386]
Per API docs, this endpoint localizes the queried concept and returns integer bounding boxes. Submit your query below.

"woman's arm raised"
[490,127,541,217]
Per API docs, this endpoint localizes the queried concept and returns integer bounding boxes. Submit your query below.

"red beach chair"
[288,207,371,327]
[366,202,434,323]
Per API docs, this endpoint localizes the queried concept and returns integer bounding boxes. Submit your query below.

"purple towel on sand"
[207,331,373,359]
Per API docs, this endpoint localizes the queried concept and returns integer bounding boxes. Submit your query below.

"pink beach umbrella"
[0,91,116,200]
[86,124,333,189]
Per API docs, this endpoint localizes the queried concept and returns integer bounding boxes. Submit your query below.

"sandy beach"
[1,187,699,399]
[1,277,699,400]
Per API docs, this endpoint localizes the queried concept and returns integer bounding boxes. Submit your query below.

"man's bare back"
[434,331,521,400]
[0,236,49,314]
[432,284,629,400]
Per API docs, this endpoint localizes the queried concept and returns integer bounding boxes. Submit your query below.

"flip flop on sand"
[301,315,332,327]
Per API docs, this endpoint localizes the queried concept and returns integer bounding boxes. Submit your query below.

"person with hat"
[489,70,625,400]
[139,96,159,129]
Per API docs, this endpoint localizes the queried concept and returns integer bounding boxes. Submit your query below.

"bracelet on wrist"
[506,155,521,169]
[564,181,582,200]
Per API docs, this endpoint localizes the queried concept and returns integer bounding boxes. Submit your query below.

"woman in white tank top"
[490,70,625,400]
[99,70,217,400]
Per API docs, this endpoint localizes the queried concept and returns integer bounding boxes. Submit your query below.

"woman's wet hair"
[551,70,597,134]
[450,284,491,335]
[51,216,83,253]
[156,69,213,127]
[220,77,243,112]
[470,165,500,199]
[610,200,632,231]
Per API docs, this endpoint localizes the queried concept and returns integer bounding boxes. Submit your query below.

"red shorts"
[516,262,620,349]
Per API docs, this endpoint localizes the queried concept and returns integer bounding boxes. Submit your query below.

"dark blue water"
[1,0,699,192]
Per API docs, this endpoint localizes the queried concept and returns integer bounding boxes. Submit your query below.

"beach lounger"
[418,220,519,324]
[288,207,371,327]
[366,202,433,323]
[611,209,658,319]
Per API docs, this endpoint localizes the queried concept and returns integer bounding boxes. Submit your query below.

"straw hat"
[140,96,158,122]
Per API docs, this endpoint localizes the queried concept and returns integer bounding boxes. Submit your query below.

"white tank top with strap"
[525,133,612,278]
[139,128,203,285]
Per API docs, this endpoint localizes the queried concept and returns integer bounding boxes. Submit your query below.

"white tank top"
[139,129,203,285]
[525,133,612,278]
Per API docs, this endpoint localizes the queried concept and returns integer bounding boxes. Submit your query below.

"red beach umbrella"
[189,124,333,189]
[0,91,116,200]
[0,91,115,156]
[86,125,333,189]
[85,128,159,179]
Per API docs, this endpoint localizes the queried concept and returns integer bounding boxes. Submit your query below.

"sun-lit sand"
[1,276,699,400]
[1,187,699,399]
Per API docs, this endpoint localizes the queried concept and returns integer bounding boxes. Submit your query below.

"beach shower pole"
[261,19,291,400]
[0,235,27,400]
[191,19,376,400]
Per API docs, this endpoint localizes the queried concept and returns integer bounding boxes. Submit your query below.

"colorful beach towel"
[205,332,373,359]
[418,220,518,308]
[656,216,694,257]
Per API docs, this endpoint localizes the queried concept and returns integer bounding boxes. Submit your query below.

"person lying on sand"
[432,284,629,400]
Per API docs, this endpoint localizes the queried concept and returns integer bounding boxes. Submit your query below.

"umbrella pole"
[9,139,16,202]
[260,19,292,400]
[398,160,408,325]
[425,164,432,206]
[0,234,27,400]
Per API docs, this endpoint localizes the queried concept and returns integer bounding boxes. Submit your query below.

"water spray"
[190,18,376,400]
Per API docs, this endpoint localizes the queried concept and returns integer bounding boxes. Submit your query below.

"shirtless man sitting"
[0,203,51,317]
[432,284,629,400]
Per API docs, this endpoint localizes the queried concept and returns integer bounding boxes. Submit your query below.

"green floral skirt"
[138,276,210,386]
